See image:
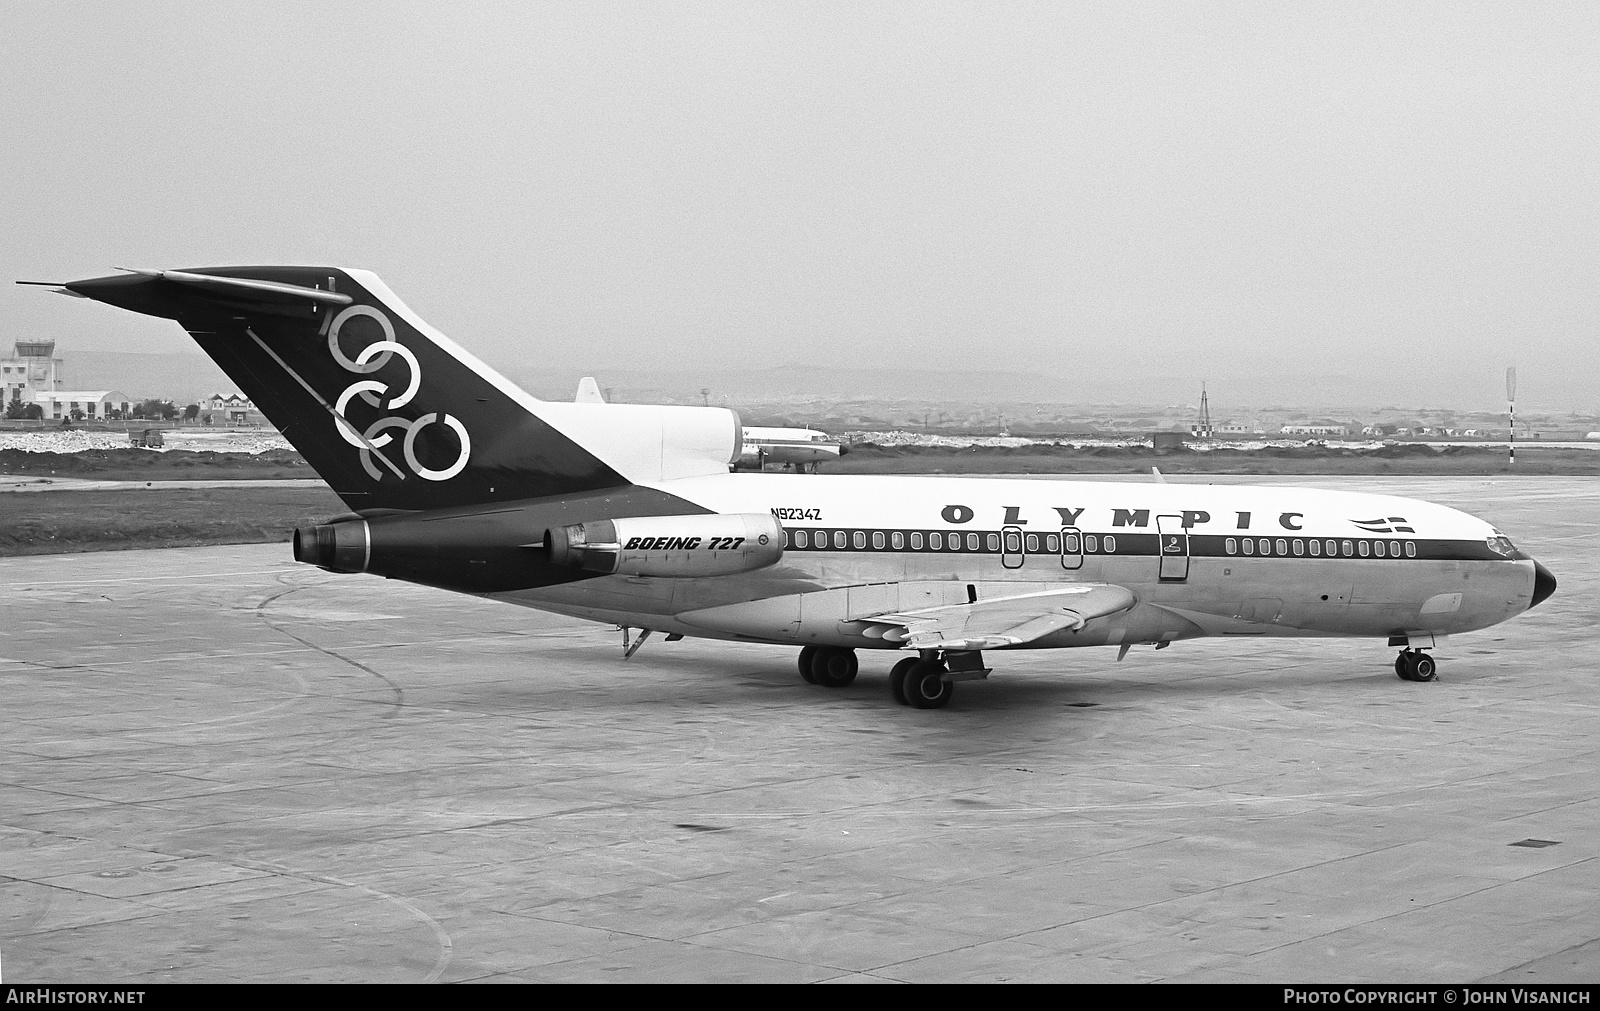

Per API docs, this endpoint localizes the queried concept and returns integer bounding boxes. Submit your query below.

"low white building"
[33,390,131,421]
[201,393,266,426]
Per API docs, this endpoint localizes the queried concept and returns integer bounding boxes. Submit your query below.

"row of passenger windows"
[787,529,1114,553]
[785,528,1419,560]
[1225,537,1416,558]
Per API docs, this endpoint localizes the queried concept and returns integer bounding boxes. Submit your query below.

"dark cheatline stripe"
[780,527,1509,563]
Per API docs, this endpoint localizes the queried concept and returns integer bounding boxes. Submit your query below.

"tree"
[4,400,32,420]
[184,403,200,421]
[134,398,177,421]
[70,408,85,422]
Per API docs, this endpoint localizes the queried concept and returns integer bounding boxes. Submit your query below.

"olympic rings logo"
[327,305,471,482]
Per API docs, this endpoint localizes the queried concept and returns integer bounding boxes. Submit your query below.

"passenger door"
[1156,514,1189,582]
[1060,527,1083,570]
[1001,525,1024,569]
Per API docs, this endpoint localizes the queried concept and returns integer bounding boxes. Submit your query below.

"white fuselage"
[497,473,1538,652]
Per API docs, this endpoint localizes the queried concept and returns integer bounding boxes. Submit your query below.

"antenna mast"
[1506,367,1517,467]
[1192,383,1213,440]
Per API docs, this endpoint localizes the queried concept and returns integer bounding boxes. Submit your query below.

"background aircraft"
[573,377,843,472]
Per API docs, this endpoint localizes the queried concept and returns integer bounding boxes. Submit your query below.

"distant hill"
[49,347,1575,422]
[509,362,1539,415]
[509,365,1063,406]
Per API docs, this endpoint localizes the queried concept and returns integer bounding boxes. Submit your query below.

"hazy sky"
[3,2,1597,411]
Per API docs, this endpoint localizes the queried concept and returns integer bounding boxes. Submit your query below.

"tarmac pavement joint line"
[253,577,406,718]
[225,856,455,984]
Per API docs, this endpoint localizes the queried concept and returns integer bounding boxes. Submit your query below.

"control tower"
[2,340,64,408]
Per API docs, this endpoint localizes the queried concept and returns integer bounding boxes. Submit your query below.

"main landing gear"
[891,656,955,709]
[798,644,858,688]
[1395,649,1438,682]
[796,646,984,710]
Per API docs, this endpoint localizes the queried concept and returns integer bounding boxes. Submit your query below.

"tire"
[1412,653,1437,681]
[1396,653,1410,680]
[889,656,918,706]
[905,659,953,709]
[798,645,818,684]
[813,647,858,688]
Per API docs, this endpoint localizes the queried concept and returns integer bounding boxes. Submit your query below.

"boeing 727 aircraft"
[573,379,843,471]
[27,266,1556,709]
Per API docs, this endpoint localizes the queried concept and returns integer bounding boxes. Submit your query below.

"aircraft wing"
[869,584,1136,651]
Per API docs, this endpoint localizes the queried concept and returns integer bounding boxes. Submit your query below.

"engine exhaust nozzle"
[292,519,370,573]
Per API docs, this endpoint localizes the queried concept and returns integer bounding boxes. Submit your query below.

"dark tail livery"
[59,266,643,513]
[41,266,744,592]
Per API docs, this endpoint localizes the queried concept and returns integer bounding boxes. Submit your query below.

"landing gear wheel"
[1411,653,1437,681]
[811,647,858,688]
[889,656,918,706]
[1396,650,1438,682]
[798,645,818,684]
[904,659,953,709]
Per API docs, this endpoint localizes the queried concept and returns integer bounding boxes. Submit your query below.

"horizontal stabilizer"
[14,281,86,298]
[870,584,1136,651]
[110,267,353,306]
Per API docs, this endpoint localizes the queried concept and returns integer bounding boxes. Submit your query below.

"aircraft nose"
[1530,560,1557,610]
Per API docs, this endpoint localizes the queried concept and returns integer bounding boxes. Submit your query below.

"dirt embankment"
[0,449,336,556]
[0,486,346,557]
[0,448,313,481]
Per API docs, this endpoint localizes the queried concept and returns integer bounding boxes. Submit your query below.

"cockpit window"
[1486,534,1516,556]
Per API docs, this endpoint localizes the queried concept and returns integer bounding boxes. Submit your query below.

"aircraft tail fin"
[52,267,740,512]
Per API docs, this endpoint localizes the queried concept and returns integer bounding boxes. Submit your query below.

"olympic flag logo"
[327,305,471,482]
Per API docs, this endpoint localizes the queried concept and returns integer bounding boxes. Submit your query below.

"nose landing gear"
[1395,649,1437,682]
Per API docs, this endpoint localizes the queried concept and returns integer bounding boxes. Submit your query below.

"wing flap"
[871,584,1136,651]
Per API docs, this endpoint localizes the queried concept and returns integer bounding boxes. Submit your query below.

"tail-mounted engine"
[293,519,368,572]
[546,513,784,577]
[290,494,770,592]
